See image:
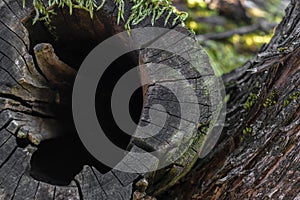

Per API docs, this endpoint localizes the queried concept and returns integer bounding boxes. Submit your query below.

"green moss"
[24,0,187,32]
[197,122,209,135]
[289,91,300,100]
[242,127,252,135]
[283,99,290,107]
[263,90,277,108]
[241,126,253,142]
[224,94,230,103]
[124,0,187,31]
[244,93,258,110]
[283,91,300,107]
[263,98,274,108]
[278,47,288,52]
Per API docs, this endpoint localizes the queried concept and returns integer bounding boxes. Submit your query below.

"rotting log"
[0,0,214,199]
[162,0,300,199]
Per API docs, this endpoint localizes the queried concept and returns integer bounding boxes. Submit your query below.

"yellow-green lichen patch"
[148,128,206,196]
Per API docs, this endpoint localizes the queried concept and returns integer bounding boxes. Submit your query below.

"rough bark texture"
[0,0,299,199]
[163,0,300,199]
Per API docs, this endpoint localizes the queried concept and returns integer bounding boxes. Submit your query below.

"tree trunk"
[0,0,299,200]
[162,0,300,199]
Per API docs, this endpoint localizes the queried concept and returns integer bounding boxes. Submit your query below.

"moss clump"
[242,127,252,135]
[283,91,300,107]
[244,93,258,110]
[263,90,277,108]
[26,0,105,23]
[241,126,253,142]
[24,0,187,32]
[277,46,289,52]
[197,122,209,136]
[289,91,300,100]
[263,98,276,108]
[124,0,187,31]
[283,99,290,107]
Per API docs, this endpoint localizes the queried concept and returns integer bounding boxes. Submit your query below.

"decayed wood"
[2,0,298,199]
[0,0,206,199]
[0,0,79,197]
[0,0,141,199]
[163,0,300,199]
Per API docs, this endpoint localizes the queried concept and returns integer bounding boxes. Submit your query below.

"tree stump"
[0,0,214,199]
[2,0,298,199]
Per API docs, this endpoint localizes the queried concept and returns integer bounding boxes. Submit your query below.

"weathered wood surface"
[0,0,141,199]
[0,0,209,199]
[163,0,300,199]
[3,0,298,199]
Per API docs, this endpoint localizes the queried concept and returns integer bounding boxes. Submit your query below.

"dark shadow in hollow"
[23,14,99,70]
[95,51,143,150]
[29,134,111,186]
[23,11,143,185]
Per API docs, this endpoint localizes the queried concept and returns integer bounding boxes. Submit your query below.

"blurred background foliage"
[173,0,289,75]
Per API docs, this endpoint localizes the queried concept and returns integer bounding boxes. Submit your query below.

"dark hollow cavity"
[22,7,143,185]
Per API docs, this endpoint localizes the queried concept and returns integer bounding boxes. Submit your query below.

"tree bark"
[162,0,300,199]
[0,0,299,199]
